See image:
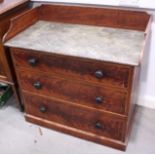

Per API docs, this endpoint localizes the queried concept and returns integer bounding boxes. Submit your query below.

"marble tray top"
[5,20,145,66]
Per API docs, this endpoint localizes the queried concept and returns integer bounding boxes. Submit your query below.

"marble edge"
[4,44,139,66]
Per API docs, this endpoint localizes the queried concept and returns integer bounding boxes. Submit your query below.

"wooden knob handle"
[95,122,104,129]
[95,70,104,79]
[28,58,37,66]
[33,81,42,89]
[95,96,103,104]
[39,106,46,113]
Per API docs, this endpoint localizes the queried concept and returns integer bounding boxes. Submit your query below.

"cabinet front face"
[9,45,134,150]
[9,45,130,150]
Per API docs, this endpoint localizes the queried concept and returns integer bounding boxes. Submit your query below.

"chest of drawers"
[3,4,152,150]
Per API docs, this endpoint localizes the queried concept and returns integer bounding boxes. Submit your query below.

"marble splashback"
[5,20,145,66]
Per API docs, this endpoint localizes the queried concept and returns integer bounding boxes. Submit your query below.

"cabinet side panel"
[126,66,140,143]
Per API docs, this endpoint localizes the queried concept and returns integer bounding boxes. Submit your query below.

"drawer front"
[11,48,130,89]
[18,69,127,114]
[24,92,126,141]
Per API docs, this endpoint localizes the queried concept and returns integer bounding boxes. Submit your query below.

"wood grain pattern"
[125,66,139,142]
[11,48,131,89]
[3,4,151,42]
[24,92,126,141]
[38,4,150,31]
[3,8,38,42]
[26,114,127,151]
[17,69,128,115]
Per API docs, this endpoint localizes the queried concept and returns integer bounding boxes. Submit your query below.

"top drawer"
[11,48,131,89]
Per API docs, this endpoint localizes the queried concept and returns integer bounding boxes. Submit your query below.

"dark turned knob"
[39,106,46,113]
[28,58,37,66]
[95,70,104,79]
[95,122,104,129]
[95,96,103,104]
[33,81,42,89]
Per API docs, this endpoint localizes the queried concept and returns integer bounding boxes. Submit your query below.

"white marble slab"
[5,20,145,66]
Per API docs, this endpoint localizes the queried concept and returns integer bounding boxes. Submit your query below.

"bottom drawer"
[24,92,126,141]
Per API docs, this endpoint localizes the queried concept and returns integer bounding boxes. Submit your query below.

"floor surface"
[0,98,155,154]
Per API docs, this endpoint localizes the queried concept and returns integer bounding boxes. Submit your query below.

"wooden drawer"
[11,48,130,89]
[18,69,128,115]
[24,92,126,141]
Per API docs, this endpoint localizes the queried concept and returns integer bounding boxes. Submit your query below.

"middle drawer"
[17,69,127,115]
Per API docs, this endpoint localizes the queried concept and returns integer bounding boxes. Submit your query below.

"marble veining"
[5,20,145,66]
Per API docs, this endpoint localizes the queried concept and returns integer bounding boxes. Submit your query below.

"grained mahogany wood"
[3,4,151,42]
[11,48,131,89]
[24,92,127,141]
[0,6,30,41]
[38,4,150,31]
[125,66,140,142]
[3,8,38,42]
[26,114,127,151]
[17,69,128,115]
